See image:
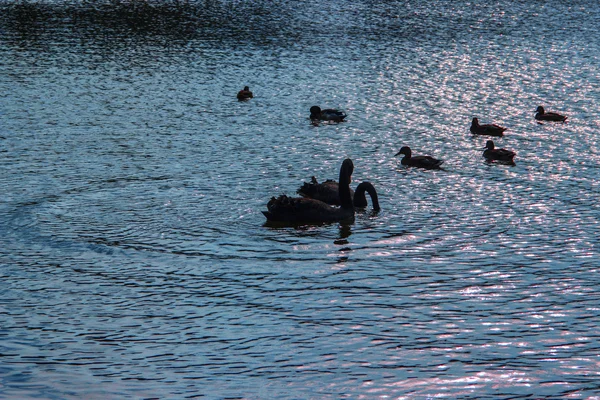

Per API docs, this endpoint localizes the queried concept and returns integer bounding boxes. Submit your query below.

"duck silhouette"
[310,106,347,122]
[394,146,444,170]
[535,106,567,122]
[263,159,356,223]
[298,177,380,210]
[483,140,516,163]
[237,86,253,100]
[470,117,507,137]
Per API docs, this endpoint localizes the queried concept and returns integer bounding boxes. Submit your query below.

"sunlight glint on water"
[1,0,600,398]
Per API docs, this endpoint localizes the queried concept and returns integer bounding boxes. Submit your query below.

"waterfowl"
[310,106,347,122]
[394,146,444,170]
[470,117,506,137]
[483,140,515,163]
[535,106,567,122]
[237,86,253,100]
[298,177,380,210]
[263,159,355,223]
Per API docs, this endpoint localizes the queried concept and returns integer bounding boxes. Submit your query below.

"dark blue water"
[2,0,600,398]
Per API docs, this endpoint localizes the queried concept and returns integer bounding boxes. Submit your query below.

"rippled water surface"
[2,0,600,398]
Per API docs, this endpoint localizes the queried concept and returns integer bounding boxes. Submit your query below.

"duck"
[263,159,356,223]
[298,177,380,210]
[310,106,347,122]
[470,117,507,137]
[394,146,444,169]
[237,86,253,100]
[535,106,567,122]
[483,140,516,163]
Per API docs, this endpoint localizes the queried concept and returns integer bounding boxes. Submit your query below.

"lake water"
[2,0,600,398]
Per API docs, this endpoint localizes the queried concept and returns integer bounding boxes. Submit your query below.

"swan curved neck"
[354,182,380,210]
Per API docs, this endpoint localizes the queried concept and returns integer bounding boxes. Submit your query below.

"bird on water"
[263,159,358,224]
[237,86,253,100]
[298,176,380,210]
[482,140,516,163]
[535,106,567,122]
[470,117,507,137]
[309,106,347,122]
[394,146,444,170]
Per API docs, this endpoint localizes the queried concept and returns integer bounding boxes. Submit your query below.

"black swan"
[470,117,507,137]
[298,177,380,210]
[535,106,567,122]
[309,106,347,122]
[483,140,516,163]
[237,86,253,100]
[263,159,356,223]
[394,146,444,170]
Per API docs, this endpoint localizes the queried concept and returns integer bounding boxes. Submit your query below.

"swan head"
[536,106,545,114]
[485,140,495,150]
[471,117,479,126]
[340,158,354,181]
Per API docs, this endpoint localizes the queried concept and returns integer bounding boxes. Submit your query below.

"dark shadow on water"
[0,0,300,48]
[0,0,517,51]
[356,207,380,219]
[484,159,516,167]
[263,219,354,231]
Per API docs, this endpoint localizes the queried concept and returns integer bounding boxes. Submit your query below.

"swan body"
[394,146,444,169]
[263,159,355,223]
[298,177,380,210]
[237,86,253,100]
[298,177,353,205]
[310,106,346,122]
[483,140,515,163]
[470,117,506,137]
[535,106,567,122]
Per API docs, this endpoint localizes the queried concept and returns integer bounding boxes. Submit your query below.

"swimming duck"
[535,106,567,122]
[310,106,347,122]
[237,86,253,100]
[394,146,444,169]
[470,117,507,137]
[483,140,515,163]
[298,177,380,210]
[263,159,356,223]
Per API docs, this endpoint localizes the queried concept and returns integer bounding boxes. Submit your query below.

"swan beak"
[394,151,401,157]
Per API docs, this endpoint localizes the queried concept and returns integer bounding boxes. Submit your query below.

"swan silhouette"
[310,106,347,122]
[298,177,380,210]
[483,140,516,163]
[535,106,567,122]
[470,117,507,137]
[263,159,356,223]
[394,146,444,169]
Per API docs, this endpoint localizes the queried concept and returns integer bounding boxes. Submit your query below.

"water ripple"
[2,0,600,398]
